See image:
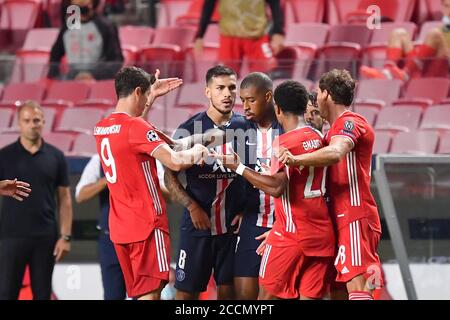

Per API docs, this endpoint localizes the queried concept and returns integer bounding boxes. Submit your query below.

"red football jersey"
[94,112,168,244]
[325,110,381,231]
[269,126,335,257]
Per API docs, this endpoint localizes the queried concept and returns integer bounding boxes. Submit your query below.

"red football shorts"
[259,241,333,299]
[218,34,277,74]
[334,218,383,288]
[114,228,170,298]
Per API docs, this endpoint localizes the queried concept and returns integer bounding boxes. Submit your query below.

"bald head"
[240,72,273,94]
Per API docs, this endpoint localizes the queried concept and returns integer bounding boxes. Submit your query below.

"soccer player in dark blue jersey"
[164,65,248,300]
[234,72,282,299]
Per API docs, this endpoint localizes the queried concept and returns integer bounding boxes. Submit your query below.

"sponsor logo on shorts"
[176,269,185,282]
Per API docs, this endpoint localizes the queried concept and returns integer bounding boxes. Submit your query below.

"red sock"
[348,291,373,300]
[385,47,403,65]
[403,44,437,77]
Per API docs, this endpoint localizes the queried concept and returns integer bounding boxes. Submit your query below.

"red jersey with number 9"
[269,126,335,257]
[324,110,381,232]
[94,112,168,244]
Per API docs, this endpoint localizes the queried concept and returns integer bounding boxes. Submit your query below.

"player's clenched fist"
[191,144,209,165]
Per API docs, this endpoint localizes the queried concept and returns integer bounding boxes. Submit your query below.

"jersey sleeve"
[270,136,285,175]
[128,118,167,156]
[328,116,365,147]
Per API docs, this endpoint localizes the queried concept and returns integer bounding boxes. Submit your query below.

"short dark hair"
[205,65,236,85]
[318,69,355,106]
[274,80,309,116]
[308,91,318,107]
[240,72,273,93]
[114,66,155,99]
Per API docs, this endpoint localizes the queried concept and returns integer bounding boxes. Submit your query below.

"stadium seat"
[119,26,154,48]
[373,131,392,154]
[173,0,220,27]
[79,80,117,106]
[183,43,219,82]
[284,23,329,48]
[139,44,183,78]
[0,85,3,100]
[419,105,450,131]
[43,132,74,153]
[0,109,13,132]
[203,23,220,45]
[356,79,403,107]
[44,81,91,105]
[417,21,442,42]
[316,43,361,78]
[176,82,208,108]
[55,107,104,134]
[9,49,50,83]
[0,0,43,51]
[1,82,45,103]
[152,26,197,50]
[327,24,372,47]
[354,105,378,126]
[375,106,422,133]
[70,133,97,157]
[121,45,139,66]
[148,107,194,133]
[157,0,192,28]
[273,78,314,91]
[401,78,450,104]
[353,100,386,110]
[21,28,59,50]
[426,0,444,20]
[437,131,450,154]
[0,133,19,149]
[6,107,56,133]
[390,131,439,154]
[285,0,325,23]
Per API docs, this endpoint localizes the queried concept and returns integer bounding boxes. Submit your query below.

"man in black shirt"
[0,100,73,300]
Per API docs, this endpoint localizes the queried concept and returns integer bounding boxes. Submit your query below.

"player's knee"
[425,28,444,46]
[390,28,410,41]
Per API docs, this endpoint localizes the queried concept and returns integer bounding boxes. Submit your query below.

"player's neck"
[257,107,276,130]
[328,105,350,125]
[282,115,306,132]
[20,135,42,155]
[206,106,233,126]
[115,100,137,117]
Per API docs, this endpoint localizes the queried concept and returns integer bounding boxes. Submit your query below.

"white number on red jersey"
[100,138,117,184]
[303,166,327,199]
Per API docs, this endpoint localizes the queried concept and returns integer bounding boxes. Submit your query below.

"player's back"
[94,112,168,244]
[270,126,335,257]
[325,110,380,231]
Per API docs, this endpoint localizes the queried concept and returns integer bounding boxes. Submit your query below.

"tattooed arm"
[164,169,211,230]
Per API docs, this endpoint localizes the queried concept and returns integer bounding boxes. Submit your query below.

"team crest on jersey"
[344,120,354,131]
[176,269,185,282]
[146,130,160,142]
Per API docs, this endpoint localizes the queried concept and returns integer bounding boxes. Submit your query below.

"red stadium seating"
[44,81,91,105]
[401,78,450,104]
[0,133,19,149]
[21,28,59,50]
[183,43,219,82]
[119,26,154,48]
[417,21,442,42]
[152,26,197,50]
[203,23,220,45]
[55,108,104,134]
[157,0,192,28]
[70,133,97,157]
[273,78,314,91]
[426,0,444,20]
[79,80,117,106]
[43,132,74,153]
[0,109,13,132]
[354,100,386,110]
[354,105,378,126]
[1,82,45,103]
[373,131,392,154]
[327,24,372,47]
[317,43,361,78]
[375,106,422,133]
[176,82,208,108]
[437,131,450,154]
[419,105,450,131]
[139,44,183,78]
[10,49,50,83]
[390,130,439,154]
[284,23,329,48]
[285,0,325,23]
[356,79,403,107]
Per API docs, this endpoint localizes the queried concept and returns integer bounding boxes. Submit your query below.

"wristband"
[236,163,246,175]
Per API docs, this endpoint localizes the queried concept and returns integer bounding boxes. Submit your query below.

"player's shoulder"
[339,111,370,128]
[178,111,207,131]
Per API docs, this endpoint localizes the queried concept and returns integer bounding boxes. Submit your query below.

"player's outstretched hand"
[231,213,243,235]
[209,150,240,171]
[255,230,271,256]
[0,179,31,201]
[151,69,183,99]
[187,202,211,230]
[277,147,296,166]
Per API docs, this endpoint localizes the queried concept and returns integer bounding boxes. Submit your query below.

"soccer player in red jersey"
[278,69,383,300]
[94,67,209,300]
[212,80,335,300]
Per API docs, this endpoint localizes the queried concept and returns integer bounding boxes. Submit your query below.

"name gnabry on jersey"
[93,125,122,135]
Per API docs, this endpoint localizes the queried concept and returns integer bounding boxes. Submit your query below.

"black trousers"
[0,236,57,300]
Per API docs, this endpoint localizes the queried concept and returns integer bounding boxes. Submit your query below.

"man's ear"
[205,85,211,99]
[134,87,141,98]
[274,103,281,116]
[265,90,273,103]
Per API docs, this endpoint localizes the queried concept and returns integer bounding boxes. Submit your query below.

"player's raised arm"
[152,143,209,172]
[210,151,288,198]
[278,136,353,167]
